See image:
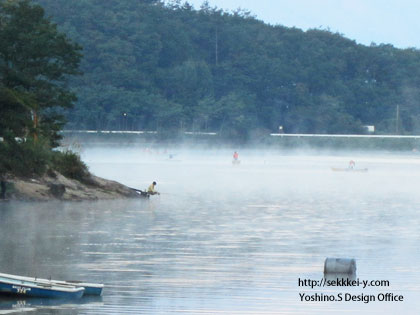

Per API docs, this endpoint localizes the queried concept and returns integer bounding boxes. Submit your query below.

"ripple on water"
[0,152,419,314]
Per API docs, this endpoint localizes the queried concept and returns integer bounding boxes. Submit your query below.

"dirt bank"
[2,171,141,201]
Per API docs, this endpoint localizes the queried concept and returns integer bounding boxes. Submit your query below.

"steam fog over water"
[1,146,420,314]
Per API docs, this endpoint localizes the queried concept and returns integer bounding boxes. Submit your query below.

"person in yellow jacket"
[147,181,160,195]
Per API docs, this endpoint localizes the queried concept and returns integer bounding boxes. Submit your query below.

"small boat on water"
[55,280,103,296]
[130,188,150,198]
[0,273,84,299]
[0,273,103,298]
[331,167,368,173]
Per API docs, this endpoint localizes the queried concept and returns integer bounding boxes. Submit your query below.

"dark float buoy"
[324,258,356,274]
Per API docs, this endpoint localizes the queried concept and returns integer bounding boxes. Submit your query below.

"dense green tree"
[0,0,83,178]
[0,86,30,138]
[0,0,82,146]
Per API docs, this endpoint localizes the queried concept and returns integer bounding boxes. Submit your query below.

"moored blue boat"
[0,273,84,299]
[57,281,103,296]
[0,273,103,297]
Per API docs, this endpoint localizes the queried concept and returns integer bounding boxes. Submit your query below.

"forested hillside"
[34,0,420,138]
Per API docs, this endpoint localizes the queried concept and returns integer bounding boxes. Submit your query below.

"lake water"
[1,147,420,314]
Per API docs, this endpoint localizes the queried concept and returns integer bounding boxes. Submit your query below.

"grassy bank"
[0,137,142,201]
[0,138,90,181]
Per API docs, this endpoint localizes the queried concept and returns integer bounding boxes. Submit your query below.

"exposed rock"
[49,183,66,198]
[4,171,142,201]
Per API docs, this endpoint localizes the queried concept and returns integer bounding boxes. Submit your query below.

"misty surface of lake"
[1,147,420,314]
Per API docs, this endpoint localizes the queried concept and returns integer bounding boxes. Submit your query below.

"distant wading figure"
[232,151,240,165]
[348,160,356,170]
[147,181,160,195]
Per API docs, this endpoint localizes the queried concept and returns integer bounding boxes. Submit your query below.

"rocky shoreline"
[1,171,141,201]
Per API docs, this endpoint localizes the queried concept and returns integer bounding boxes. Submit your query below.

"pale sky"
[182,0,420,49]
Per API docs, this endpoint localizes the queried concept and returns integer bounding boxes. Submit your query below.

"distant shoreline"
[60,131,420,151]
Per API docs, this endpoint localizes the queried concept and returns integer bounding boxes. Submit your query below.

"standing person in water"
[348,160,356,169]
[233,151,239,161]
[147,181,160,195]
